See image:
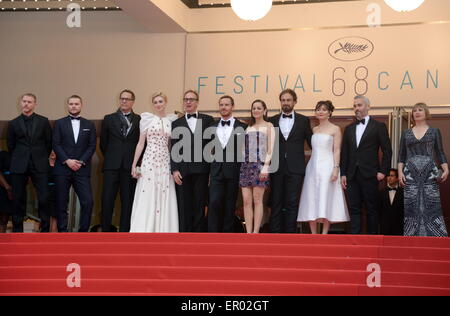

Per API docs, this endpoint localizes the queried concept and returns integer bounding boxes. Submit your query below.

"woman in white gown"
[297,101,349,234]
[130,92,179,233]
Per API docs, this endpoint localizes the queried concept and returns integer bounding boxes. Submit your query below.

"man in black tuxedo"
[53,95,96,232]
[206,96,247,233]
[171,90,215,232]
[341,95,392,235]
[269,89,313,234]
[100,90,141,232]
[7,93,52,232]
[379,169,404,236]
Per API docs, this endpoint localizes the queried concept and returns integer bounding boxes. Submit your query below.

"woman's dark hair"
[249,99,268,127]
[315,100,335,118]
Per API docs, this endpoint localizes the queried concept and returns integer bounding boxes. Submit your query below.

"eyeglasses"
[120,98,135,102]
[183,98,198,103]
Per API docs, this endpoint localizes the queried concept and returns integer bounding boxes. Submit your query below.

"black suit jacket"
[208,119,248,179]
[379,187,404,235]
[100,112,141,171]
[171,113,215,176]
[7,114,52,174]
[341,117,392,180]
[52,117,97,177]
[269,113,313,176]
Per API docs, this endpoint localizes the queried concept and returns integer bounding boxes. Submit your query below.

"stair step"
[1,266,449,288]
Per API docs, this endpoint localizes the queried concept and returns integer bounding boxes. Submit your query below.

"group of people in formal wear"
[0,89,448,237]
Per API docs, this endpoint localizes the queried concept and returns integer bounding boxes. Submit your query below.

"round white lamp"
[384,0,425,12]
[231,0,273,21]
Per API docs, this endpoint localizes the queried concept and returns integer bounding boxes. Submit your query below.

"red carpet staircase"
[0,233,449,296]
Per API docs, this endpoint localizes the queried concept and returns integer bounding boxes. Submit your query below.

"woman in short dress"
[297,101,350,234]
[239,100,275,234]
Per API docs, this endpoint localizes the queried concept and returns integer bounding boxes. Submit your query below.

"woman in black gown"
[398,103,449,237]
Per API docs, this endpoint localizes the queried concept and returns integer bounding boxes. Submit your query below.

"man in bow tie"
[341,95,392,235]
[53,95,96,232]
[268,89,313,234]
[207,96,247,232]
[100,90,141,232]
[378,169,404,236]
[7,93,52,232]
[171,90,214,232]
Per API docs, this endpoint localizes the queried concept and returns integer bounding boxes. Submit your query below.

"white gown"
[297,134,350,223]
[130,113,179,233]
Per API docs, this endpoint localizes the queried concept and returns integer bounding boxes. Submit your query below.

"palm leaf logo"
[334,42,369,54]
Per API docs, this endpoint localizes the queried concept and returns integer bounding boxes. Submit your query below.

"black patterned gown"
[399,128,448,237]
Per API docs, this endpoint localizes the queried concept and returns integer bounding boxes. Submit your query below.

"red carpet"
[0,233,449,296]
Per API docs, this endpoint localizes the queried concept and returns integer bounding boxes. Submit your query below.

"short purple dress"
[239,131,270,188]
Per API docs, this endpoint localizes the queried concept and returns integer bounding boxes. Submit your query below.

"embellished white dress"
[130,113,179,233]
[297,134,350,223]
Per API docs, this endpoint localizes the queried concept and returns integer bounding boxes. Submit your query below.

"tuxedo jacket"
[341,118,392,180]
[208,119,248,180]
[52,117,97,177]
[100,112,141,171]
[171,113,215,176]
[269,113,313,176]
[7,114,52,174]
[379,186,404,235]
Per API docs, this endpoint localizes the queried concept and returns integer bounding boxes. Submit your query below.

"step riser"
[1,268,449,288]
[1,234,449,248]
[2,256,450,275]
[2,244,449,261]
[1,280,449,296]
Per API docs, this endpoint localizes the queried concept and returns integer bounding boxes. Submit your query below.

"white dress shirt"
[279,112,295,140]
[388,185,398,205]
[70,116,81,143]
[356,115,370,148]
[217,117,235,149]
[186,112,198,134]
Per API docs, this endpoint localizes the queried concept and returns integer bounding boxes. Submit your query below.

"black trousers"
[380,204,404,236]
[270,172,304,234]
[55,174,93,233]
[347,170,380,235]
[176,173,209,233]
[208,174,240,233]
[11,163,49,233]
[101,169,137,232]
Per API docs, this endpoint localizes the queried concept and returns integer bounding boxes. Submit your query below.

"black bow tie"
[357,119,366,125]
[282,114,293,119]
[388,187,397,192]
[221,120,231,127]
[70,116,80,121]
[187,113,197,119]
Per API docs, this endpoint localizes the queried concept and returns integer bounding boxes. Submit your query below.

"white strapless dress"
[297,134,350,223]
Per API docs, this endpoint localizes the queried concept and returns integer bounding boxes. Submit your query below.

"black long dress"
[399,128,448,237]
